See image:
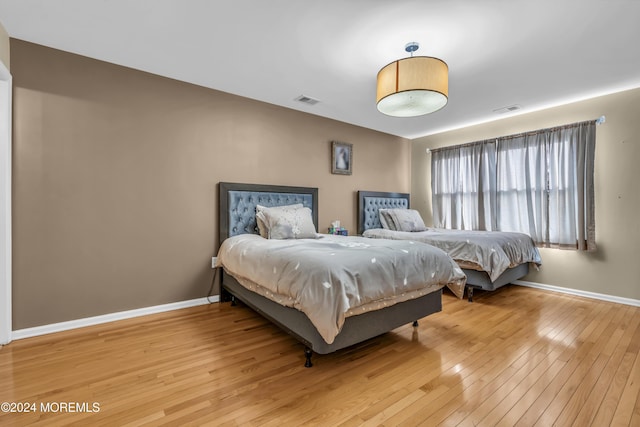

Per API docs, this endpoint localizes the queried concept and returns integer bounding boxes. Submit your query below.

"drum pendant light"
[376,42,448,117]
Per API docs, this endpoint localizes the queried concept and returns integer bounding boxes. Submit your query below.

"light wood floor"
[1,285,639,426]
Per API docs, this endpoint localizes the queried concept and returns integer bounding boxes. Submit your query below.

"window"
[431,141,497,231]
[431,120,597,251]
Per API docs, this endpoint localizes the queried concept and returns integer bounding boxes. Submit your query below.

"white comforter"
[217,234,466,344]
[363,228,542,282]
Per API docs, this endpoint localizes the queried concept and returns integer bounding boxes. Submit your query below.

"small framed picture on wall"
[331,141,352,175]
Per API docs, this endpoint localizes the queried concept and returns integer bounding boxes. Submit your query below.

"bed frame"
[357,190,530,302]
[218,182,442,367]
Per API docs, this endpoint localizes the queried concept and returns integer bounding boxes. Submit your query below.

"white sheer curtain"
[431,141,497,230]
[495,134,548,242]
[496,121,596,250]
[431,120,597,251]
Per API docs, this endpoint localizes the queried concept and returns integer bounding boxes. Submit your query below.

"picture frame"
[331,141,352,175]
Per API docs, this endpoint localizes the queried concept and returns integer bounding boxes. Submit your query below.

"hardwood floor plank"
[630,377,640,427]
[531,303,630,426]
[588,314,640,427]
[568,307,640,427]
[0,286,638,426]
[609,352,640,426]
[477,350,563,427]
[388,292,582,425]
[495,359,566,427]
[457,347,563,427]
[461,300,614,426]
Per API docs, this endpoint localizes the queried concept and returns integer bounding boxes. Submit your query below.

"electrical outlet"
[211,257,218,268]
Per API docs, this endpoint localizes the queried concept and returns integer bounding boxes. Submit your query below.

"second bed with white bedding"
[362,228,541,283]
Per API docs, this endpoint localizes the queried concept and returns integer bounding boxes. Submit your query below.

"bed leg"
[230,295,237,306]
[467,286,474,303]
[304,347,313,368]
[412,320,419,327]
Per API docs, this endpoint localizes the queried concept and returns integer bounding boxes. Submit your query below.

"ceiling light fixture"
[376,42,448,117]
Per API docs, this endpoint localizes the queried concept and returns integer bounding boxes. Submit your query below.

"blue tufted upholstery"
[228,190,314,237]
[362,196,409,231]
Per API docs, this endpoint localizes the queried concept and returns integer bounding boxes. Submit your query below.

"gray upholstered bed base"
[463,263,529,301]
[218,182,443,367]
[357,190,531,302]
[223,274,441,356]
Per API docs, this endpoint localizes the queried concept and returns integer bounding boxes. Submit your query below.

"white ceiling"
[1,0,639,139]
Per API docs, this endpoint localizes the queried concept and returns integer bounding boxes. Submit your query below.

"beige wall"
[11,40,410,329]
[0,21,8,69]
[412,88,640,301]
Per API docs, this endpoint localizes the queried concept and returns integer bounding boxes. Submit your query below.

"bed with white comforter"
[218,233,466,345]
[358,190,543,301]
[362,228,541,283]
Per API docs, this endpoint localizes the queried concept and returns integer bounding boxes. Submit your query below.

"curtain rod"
[426,138,496,154]
[425,116,605,154]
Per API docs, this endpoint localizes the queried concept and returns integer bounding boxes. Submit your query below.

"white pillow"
[255,204,302,238]
[257,205,317,239]
[384,209,428,232]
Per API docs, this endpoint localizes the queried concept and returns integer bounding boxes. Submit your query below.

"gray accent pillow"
[379,209,397,230]
[385,209,428,232]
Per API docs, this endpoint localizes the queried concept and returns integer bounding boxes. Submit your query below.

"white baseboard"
[11,296,219,341]
[514,280,640,307]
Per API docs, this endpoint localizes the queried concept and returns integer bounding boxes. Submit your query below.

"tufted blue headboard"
[219,182,319,244]
[357,190,410,235]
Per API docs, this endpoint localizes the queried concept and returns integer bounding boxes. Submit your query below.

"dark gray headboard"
[219,182,319,245]
[357,190,410,234]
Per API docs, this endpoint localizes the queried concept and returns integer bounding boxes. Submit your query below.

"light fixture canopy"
[376,42,448,117]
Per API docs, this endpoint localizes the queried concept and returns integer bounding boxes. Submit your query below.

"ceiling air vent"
[493,104,521,114]
[295,95,320,105]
